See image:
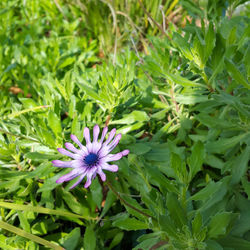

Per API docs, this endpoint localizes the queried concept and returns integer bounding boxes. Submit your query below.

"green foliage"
[0,0,250,249]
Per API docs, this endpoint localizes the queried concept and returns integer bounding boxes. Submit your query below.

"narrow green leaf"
[192,212,203,235]
[206,133,249,154]
[231,146,250,185]
[190,181,222,201]
[48,111,62,136]
[166,193,187,229]
[208,212,239,238]
[218,236,250,250]
[112,217,149,231]
[0,221,63,250]
[84,226,96,250]
[62,228,81,250]
[204,22,216,63]
[225,59,250,89]
[110,110,149,125]
[0,201,91,220]
[165,72,206,88]
[188,141,205,180]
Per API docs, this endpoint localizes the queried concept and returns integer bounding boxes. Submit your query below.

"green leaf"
[225,59,250,89]
[172,32,193,61]
[164,71,206,88]
[0,201,89,220]
[133,238,161,250]
[112,217,149,231]
[204,22,216,63]
[76,76,105,104]
[242,177,250,199]
[48,111,62,137]
[218,236,250,250]
[166,193,187,229]
[100,190,116,218]
[231,146,250,185]
[17,211,31,233]
[158,215,178,238]
[110,110,149,125]
[188,141,205,180]
[205,133,249,154]
[190,181,222,201]
[90,178,103,209]
[205,239,223,250]
[109,232,124,249]
[231,211,250,237]
[192,212,203,235]
[129,143,151,155]
[62,228,81,250]
[83,226,96,250]
[24,152,58,161]
[0,221,63,250]
[208,212,239,238]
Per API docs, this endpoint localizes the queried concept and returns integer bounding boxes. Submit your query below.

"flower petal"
[84,127,91,144]
[65,142,81,154]
[71,159,86,168]
[56,169,81,183]
[99,133,122,156]
[93,125,100,142]
[97,169,106,181]
[101,149,129,162]
[69,173,87,189]
[102,163,118,172]
[70,135,88,153]
[103,128,116,146]
[57,148,80,159]
[70,134,83,148]
[101,152,123,162]
[100,126,108,143]
[52,160,73,168]
[121,149,130,156]
[84,168,97,188]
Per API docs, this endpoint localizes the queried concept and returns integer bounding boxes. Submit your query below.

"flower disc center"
[84,153,99,166]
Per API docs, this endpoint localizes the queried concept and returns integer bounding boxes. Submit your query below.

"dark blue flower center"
[84,153,99,166]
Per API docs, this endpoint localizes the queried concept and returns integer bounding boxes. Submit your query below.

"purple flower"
[52,125,129,189]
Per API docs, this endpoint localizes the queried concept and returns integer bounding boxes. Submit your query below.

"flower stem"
[106,181,156,221]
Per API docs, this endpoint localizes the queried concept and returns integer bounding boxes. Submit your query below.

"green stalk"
[0,220,64,250]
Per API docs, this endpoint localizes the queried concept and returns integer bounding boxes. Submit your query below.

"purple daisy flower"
[52,125,129,189]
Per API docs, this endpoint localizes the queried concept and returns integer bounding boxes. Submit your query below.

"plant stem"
[106,181,156,221]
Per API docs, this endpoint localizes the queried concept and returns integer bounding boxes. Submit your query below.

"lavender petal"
[56,169,80,183]
[52,160,73,168]
[84,127,91,144]
[99,133,122,157]
[93,124,100,142]
[65,142,81,154]
[103,128,116,146]
[100,126,108,143]
[57,148,77,159]
[69,173,87,189]
[101,152,123,162]
[97,169,106,181]
[70,135,88,154]
[102,163,118,172]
